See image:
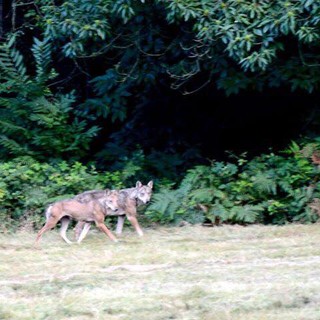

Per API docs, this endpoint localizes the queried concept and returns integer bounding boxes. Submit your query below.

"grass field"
[1,223,320,320]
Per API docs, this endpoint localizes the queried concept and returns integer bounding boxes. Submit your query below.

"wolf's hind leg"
[60,217,73,244]
[77,223,91,243]
[35,217,59,245]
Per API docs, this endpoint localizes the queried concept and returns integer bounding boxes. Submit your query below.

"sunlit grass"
[1,224,320,319]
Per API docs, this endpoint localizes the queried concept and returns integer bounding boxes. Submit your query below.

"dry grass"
[1,224,320,319]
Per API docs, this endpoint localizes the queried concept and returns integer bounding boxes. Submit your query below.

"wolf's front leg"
[127,215,144,237]
[74,221,86,240]
[116,215,126,234]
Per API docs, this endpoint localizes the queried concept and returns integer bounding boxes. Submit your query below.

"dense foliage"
[1,141,319,231]
[1,0,320,163]
[146,140,320,225]
[1,1,320,229]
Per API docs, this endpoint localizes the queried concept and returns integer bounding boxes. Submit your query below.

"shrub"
[146,141,320,225]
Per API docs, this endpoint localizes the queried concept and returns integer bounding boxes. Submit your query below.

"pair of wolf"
[35,181,153,244]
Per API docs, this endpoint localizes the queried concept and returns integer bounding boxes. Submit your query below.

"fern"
[0,35,99,160]
[278,179,294,194]
[251,171,277,195]
[0,38,28,84]
[207,202,230,222]
[31,38,54,83]
[189,187,226,203]
[0,120,27,134]
[0,136,31,156]
[146,189,183,223]
[230,205,264,223]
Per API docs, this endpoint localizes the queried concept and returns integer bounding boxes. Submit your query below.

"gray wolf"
[74,181,153,242]
[35,189,120,245]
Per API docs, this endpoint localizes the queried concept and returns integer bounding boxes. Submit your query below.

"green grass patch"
[1,224,320,319]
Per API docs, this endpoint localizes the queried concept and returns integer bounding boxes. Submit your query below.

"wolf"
[35,189,120,245]
[74,181,153,242]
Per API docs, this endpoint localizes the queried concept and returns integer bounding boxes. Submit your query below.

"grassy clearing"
[1,223,320,319]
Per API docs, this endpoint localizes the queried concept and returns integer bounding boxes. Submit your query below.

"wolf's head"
[104,189,120,211]
[135,181,153,204]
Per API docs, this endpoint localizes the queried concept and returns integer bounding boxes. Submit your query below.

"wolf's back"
[75,190,106,203]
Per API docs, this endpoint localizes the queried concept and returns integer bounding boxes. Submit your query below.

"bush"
[0,156,125,232]
[146,141,320,225]
[2,140,320,232]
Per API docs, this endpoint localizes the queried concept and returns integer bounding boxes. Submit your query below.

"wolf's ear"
[136,181,142,188]
[105,188,110,195]
[147,180,153,189]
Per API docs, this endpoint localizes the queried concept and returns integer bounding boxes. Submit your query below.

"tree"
[27,0,320,96]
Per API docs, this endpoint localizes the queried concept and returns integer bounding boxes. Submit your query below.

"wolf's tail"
[45,205,53,221]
